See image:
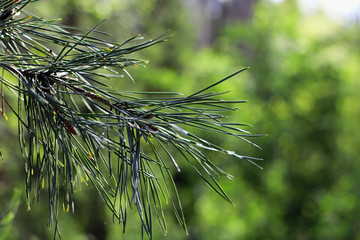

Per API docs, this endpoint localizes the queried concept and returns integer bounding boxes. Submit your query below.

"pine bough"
[0,0,262,238]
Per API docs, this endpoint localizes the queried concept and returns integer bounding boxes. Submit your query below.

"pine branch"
[0,1,262,238]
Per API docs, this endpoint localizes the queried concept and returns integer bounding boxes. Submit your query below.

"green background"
[1,0,360,239]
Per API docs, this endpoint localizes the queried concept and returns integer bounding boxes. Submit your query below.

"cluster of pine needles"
[0,0,262,238]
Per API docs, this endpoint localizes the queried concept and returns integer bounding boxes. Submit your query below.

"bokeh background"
[1,0,360,239]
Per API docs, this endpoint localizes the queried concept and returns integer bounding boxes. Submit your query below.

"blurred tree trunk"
[223,0,257,21]
[187,0,257,47]
[61,0,80,27]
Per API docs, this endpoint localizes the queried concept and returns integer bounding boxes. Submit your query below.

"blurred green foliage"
[1,0,360,239]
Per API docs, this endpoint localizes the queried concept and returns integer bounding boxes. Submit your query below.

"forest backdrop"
[1,0,360,239]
